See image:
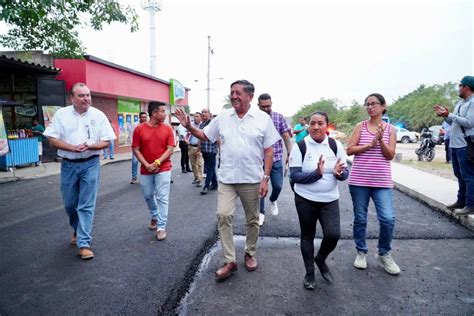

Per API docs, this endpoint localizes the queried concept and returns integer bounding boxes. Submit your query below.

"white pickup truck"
[395,127,418,143]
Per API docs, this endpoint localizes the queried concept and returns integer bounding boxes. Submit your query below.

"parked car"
[395,126,418,143]
[429,125,444,145]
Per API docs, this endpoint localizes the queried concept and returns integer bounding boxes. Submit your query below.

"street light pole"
[207,35,211,111]
[142,0,163,77]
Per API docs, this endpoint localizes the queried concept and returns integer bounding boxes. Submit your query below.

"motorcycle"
[415,128,436,161]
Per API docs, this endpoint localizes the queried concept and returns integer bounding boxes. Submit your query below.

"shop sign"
[169,79,185,105]
[15,105,37,117]
[118,99,140,147]
[42,105,61,128]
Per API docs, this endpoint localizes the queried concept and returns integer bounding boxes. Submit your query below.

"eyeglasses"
[364,102,381,107]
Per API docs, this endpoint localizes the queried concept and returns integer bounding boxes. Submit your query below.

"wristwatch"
[263,175,270,182]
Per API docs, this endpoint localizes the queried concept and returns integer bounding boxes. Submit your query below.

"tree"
[291,98,339,125]
[332,101,367,136]
[388,83,458,131]
[0,0,139,58]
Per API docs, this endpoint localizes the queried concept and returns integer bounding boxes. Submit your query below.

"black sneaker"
[200,187,208,195]
[314,255,334,283]
[446,201,465,210]
[303,273,316,290]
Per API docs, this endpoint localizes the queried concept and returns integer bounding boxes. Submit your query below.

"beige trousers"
[217,182,260,263]
[188,146,203,182]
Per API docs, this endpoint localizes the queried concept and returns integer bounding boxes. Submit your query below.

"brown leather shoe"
[215,262,237,280]
[78,247,94,260]
[244,254,258,271]
[156,229,167,241]
[149,219,158,230]
[70,232,77,246]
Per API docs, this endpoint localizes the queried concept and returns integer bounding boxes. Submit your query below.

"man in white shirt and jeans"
[175,80,280,281]
[44,83,116,260]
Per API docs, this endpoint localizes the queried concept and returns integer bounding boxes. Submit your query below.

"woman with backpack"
[346,93,400,275]
[288,111,348,290]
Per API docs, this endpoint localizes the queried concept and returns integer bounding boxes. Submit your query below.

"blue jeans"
[202,152,218,189]
[140,171,171,230]
[131,154,138,178]
[452,147,474,207]
[103,140,114,159]
[260,159,284,214]
[349,185,395,255]
[60,156,100,249]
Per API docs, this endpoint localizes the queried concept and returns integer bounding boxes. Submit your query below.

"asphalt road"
[0,156,473,315]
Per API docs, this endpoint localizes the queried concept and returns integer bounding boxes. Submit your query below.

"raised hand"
[333,158,344,177]
[174,109,191,128]
[316,154,325,176]
[375,123,385,141]
[433,104,449,117]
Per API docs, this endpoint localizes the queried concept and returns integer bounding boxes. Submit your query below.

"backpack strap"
[297,139,306,161]
[328,137,337,155]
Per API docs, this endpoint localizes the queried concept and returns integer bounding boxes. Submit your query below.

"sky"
[2,0,473,116]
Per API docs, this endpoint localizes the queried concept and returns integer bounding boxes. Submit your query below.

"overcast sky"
[2,0,473,116]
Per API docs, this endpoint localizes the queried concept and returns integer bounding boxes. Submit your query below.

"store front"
[54,55,189,154]
[0,54,65,169]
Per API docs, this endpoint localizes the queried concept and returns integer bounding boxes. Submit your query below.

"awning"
[0,55,60,75]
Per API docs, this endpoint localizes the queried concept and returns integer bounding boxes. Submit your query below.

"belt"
[61,155,99,163]
[189,144,198,147]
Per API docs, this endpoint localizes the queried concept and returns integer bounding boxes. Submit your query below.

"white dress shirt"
[289,136,347,202]
[203,105,281,184]
[44,105,116,159]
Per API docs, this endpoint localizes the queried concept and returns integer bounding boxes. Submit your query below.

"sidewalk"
[1,152,472,230]
[0,152,132,183]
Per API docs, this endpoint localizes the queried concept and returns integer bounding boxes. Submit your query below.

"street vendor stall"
[0,53,65,166]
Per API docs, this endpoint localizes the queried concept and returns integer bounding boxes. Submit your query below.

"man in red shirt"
[132,101,175,240]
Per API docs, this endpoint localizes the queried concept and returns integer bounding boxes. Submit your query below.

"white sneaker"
[377,252,400,275]
[270,201,279,216]
[259,213,265,226]
[354,251,368,269]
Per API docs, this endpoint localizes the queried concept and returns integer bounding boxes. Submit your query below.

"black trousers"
[445,138,451,162]
[179,140,191,171]
[295,193,340,274]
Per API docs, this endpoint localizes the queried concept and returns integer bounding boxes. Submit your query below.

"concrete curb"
[392,178,474,230]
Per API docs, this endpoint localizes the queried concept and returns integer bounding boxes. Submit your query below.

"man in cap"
[433,75,474,215]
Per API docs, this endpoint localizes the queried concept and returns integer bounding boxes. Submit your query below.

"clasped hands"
[433,104,449,117]
[315,155,345,177]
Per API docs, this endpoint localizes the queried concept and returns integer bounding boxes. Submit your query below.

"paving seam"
[240,234,474,240]
[159,229,219,315]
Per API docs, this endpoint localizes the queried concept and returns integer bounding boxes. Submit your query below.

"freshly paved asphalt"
[1,156,473,315]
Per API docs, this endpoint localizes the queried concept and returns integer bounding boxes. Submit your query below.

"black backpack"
[289,137,338,192]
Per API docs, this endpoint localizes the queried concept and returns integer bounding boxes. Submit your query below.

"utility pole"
[207,35,211,111]
[142,0,163,77]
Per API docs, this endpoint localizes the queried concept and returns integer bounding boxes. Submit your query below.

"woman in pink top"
[346,93,400,275]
